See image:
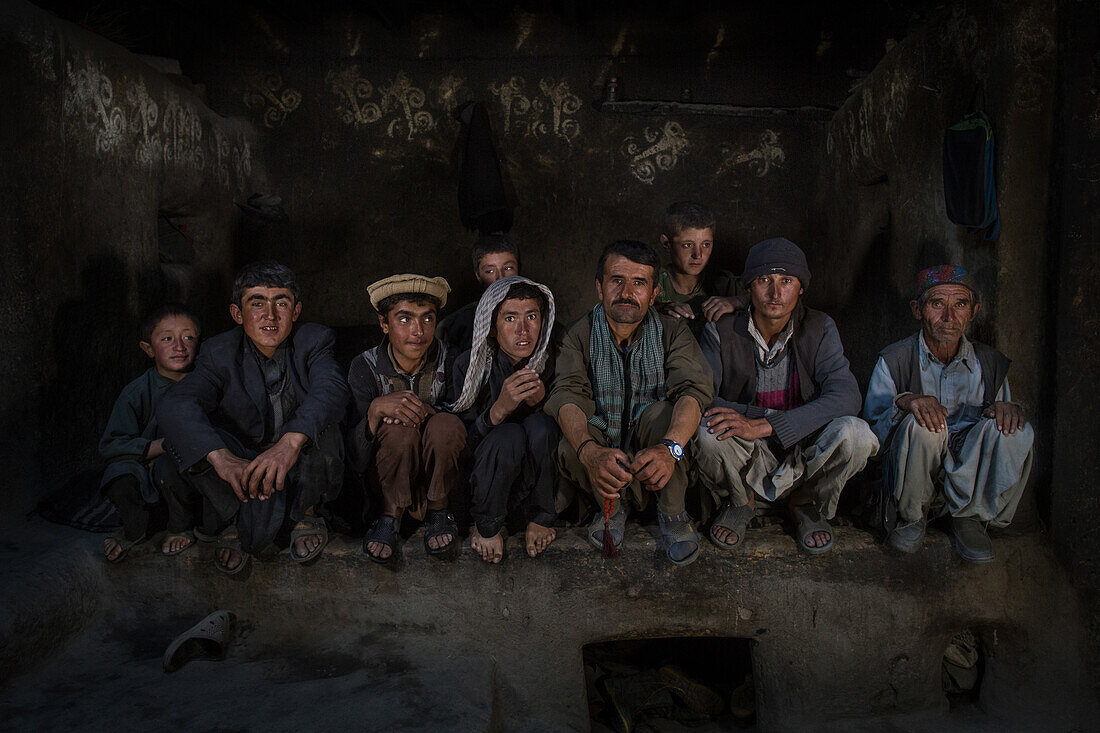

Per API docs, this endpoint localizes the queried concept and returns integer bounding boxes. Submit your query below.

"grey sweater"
[702,305,862,449]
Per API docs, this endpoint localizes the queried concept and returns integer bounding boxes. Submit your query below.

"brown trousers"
[367,412,466,520]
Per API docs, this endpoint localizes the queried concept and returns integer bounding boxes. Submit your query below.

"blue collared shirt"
[863,332,1010,446]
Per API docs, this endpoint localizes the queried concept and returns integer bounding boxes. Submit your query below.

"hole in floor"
[943,629,984,709]
[583,636,755,731]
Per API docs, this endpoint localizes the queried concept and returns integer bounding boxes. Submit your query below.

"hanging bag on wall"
[943,88,1000,240]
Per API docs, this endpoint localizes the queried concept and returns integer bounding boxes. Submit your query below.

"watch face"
[663,440,683,459]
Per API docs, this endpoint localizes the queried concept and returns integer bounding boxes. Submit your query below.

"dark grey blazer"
[159,322,350,470]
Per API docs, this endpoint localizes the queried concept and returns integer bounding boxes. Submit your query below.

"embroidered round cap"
[741,237,811,289]
[367,274,450,310]
[913,265,979,302]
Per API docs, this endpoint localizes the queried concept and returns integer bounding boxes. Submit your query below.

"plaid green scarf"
[588,304,666,448]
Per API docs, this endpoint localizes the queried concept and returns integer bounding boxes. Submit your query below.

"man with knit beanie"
[693,237,877,554]
[863,265,1033,563]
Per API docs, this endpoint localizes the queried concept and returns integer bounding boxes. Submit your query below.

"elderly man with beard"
[546,240,712,565]
[864,266,1033,563]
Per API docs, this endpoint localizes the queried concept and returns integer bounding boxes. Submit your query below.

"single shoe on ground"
[163,610,236,673]
[887,517,927,553]
[950,516,995,564]
[658,511,700,566]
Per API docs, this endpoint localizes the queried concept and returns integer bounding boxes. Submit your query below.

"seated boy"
[158,261,349,574]
[349,274,466,563]
[655,201,746,341]
[450,276,560,563]
[437,233,520,353]
[100,304,201,562]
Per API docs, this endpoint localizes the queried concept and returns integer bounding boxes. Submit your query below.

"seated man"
[864,266,1034,563]
[348,274,466,563]
[694,238,877,554]
[159,261,349,574]
[437,233,520,352]
[451,276,560,563]
[546,240,712,566]
[654,201,746,341]
[100,304,201,561]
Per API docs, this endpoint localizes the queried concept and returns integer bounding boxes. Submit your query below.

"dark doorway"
[583,636,755,731]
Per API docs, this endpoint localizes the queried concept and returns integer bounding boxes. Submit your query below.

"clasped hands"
[207,431,308,503]
[579,441,676,501]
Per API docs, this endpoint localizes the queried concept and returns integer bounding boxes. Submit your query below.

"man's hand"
[490,369,543,424]
[983,401,1025,434]
[704,407,773,441]
[896,394,949,432]
[368,390,434,433]
[244,432,308,499]
[144,438,165,463]
[630,446,676,491]
[206,448,252,503]
[701,295,742,322]
[578,442,633,501]
[656,302,695,319]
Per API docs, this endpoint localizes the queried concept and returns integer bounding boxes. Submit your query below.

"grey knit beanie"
[740,237,811,289]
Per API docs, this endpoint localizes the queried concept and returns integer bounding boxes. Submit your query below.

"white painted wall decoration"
[243,71,302,128]
[621,121,689,184]
[379,72,435,141]
[327,65,382,127]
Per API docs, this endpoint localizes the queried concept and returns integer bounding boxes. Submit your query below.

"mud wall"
[0,1,259,518]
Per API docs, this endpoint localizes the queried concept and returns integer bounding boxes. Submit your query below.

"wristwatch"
[660,439,684,461]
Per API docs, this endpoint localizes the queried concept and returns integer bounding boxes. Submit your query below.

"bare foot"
[525,522,556,557]
[293,532,322,559]
[803,529,831,549]
[216,547,244,572]
[470,527,504,563]
[712,525,740,547]
[161,534,193,555]
[103,537,124,561]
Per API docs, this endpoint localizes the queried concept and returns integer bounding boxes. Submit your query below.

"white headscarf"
[450,275,555,413]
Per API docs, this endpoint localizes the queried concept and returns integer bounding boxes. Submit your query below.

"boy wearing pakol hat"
[450,275,560,563]
[348,273,467,563]
[863,265,1033,563]
[693,237,877,555]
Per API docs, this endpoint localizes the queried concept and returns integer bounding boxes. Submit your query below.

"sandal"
[708,503,754,551]
[587,501,629,553]
[658,511,701,566]
[791,502,834,555]
[163,610,236,673]
[423,509,458,558]
[104,531,144,563]
[214,525,250,575]
[363,515,399,564]
[290,515,328,563]
[161,531,196,556]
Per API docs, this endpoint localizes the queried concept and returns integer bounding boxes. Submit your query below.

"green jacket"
[544,310,713,426]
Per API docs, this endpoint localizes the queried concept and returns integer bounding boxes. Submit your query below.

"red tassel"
[602,498,618,558]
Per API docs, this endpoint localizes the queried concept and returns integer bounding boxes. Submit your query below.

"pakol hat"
[913,265,979,302]
[367,274,450,310]
[741,237,811,289]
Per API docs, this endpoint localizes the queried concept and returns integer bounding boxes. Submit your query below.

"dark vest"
[879,333,1010,408]
[714,304,831,404]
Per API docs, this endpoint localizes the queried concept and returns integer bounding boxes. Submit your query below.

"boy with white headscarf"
[451,276,560,562]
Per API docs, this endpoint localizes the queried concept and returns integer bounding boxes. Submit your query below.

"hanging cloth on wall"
[457,101,513,234]
[943,87,1000,240]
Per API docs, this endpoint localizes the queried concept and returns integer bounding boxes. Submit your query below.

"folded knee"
[831,416,879,457]
[898,413,947,448]
[375,422,421,449]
